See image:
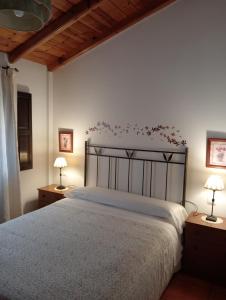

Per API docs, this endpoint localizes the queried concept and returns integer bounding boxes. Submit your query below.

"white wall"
[14,59,49,213]
[53,0,226,217]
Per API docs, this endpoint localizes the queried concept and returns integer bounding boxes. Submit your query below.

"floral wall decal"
[85,122,187,147]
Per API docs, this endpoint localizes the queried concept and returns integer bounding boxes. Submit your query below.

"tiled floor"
[161,272,226,300]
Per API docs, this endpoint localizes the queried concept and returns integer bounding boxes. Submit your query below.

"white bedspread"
[0,198,182,300]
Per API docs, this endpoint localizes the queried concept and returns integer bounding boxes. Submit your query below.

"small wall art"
[206,138,226,169]
[59,129,73,153]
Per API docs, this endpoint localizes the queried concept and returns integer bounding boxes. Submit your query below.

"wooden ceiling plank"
[49,34,67,43]
[66,25,91,43]
[90,10,113,28]
[0,39,18,52]
[99,1,126,22]
[51,6,63,20]
[70,21,98,40]
[48,0,177,71]
[79,20,103,35]
[110,0,137,17]
[25,51,60,67]
[108,0,129,17]
[0,28,32,43]
[8,0,104,63]
[92,7,117,27]
[25,50,58,66]
[39,40,72,56]
[52,31,81,45]
[129,0,149,9]
[52,0,73,12]
[51,5,62,14]
[67,0,82,5]
[24,55,48,65]
[80,14,108,35]
[44,38,78,55]
[65,27,87,43]
[40,46,68,58]
[62,29,87,43]
[30,50,58,60]
[55,34,80,49]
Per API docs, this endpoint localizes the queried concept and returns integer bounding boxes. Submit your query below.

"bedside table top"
[186,212,226,231]
[38,184,75,195]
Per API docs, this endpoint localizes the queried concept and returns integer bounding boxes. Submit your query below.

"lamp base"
[55,185,66,190]
[206,215,217,222]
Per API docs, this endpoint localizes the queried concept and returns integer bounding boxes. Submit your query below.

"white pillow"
[65,187,188,234]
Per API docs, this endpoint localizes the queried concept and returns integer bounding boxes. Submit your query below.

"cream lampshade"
[0,0,51,32]
[54,157,67,190]
[54,157,67,168]
[204,175,224,222]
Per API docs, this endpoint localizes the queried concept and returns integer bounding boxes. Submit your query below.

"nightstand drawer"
[39,190,64,202]
[184,244,226,282]
[186,224,226,246]
[185,243,226,260]
[184,256,226,280]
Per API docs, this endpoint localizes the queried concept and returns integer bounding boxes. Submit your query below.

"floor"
[161,272,226,300]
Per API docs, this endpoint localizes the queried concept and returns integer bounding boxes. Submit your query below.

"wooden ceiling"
[0,0,176,71]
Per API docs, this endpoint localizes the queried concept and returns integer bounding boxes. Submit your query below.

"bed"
[0,142,188,300]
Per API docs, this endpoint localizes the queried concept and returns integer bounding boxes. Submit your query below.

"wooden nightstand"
[38,184,74,208]
[183,212,226,284]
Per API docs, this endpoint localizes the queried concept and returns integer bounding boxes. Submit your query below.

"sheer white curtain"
[0,67,22,223]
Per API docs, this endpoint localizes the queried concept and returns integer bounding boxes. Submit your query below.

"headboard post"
[182,147,188,207]
[84,140,88,187]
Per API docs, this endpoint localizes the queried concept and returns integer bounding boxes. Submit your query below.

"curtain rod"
[1,66,19,72]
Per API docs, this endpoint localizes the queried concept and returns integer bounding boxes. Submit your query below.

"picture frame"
[206,138,226,169]
[59,129,73,153]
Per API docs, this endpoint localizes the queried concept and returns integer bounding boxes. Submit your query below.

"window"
[17,91,33,171]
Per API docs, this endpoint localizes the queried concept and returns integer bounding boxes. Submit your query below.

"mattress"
[0,195,183,300]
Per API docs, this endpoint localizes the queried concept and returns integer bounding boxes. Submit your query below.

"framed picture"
[59,129,73,153]
[206,138,226,168]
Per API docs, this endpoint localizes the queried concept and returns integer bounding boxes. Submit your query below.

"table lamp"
[204,175,224,222]
[54,157,67,190]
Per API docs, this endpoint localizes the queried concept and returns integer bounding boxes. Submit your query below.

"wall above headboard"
[53,0,226,217]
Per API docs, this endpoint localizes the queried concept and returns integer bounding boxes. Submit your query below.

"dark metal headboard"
[84,141,188,206]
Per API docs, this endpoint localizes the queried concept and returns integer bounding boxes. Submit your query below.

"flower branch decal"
[85,122,186,147]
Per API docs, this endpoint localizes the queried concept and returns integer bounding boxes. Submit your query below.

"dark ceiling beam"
[8,0,104,63]
[48,0,177,71]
